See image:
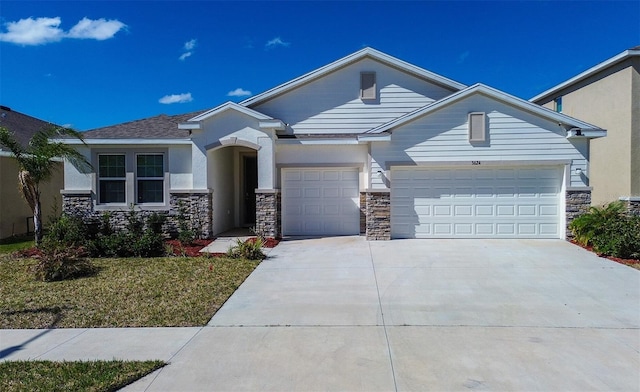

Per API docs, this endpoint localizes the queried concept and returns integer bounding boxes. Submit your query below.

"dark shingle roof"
[82,110,207,139]
[0,106,58,150]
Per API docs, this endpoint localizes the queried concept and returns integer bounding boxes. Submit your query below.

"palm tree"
[0,126,91,246]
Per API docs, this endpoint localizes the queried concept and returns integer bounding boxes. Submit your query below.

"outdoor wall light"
[575,168,583,175]
[377,170,383,179]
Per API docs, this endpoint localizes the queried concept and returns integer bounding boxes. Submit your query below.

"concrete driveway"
[127,237,639,391]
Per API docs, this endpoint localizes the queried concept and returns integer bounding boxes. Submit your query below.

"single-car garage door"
[391,166,563,239]
[282,168,360,236]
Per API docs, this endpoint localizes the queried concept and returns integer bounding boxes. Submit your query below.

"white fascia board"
[240,47,466,107]
[276,138,359,145]
[186,101,273,122]
[259,119,285,130]
[357,133,391,142]
[566,128,607,139]
[52,138,193,145]
[530,49,640,103]
[367,83,605,135]
[178,123,201,130]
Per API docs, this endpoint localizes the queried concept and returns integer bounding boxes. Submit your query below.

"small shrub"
[131,230,165,257]
[227,237,266,260]
[570,201,640,260]
[31,246,96,282]
[126,205,144,237]
[147,212,167,234]
[42,214,87,249]
[176,201,196,245]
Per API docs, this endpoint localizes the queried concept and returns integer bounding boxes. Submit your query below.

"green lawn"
[0,360,165,392]
[0,235,35,255]
[0,254,260,328]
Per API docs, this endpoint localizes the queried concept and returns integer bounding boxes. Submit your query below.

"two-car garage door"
[391,166,563,239]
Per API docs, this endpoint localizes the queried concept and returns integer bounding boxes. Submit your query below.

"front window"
[137,154,164,203]
[98,154,126,203]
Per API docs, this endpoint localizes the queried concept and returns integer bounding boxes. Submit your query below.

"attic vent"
[468,112,486,142]
[360,72,376,100]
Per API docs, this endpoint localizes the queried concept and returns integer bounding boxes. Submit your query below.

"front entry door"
[243,155,258,226]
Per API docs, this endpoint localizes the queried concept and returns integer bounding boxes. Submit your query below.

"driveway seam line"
[368,241,398,392]
[140,326,204,392]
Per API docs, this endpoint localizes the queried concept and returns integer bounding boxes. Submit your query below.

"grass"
[0,235,35,255]
[0,360,165,392]
[0,254,260,328]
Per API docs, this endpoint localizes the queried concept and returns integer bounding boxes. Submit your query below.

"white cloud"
[184,39,196,51]
[227,88,252,97]
[159,93,193,104]
[265,37,290,49]
[0,17,64,45]
[0,16,126,45]
[179,39,197,61]
[67,17,126,40]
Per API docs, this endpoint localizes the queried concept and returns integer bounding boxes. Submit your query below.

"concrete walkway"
[1,237,639,391]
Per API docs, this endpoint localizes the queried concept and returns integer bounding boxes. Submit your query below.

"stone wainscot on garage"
[58,48,605,240]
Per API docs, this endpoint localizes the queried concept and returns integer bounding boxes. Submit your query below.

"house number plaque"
[471,161,481,165]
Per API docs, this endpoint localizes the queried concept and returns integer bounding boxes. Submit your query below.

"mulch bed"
[571,240,640,267]
[246,237,280,248]
[167,237,279,257]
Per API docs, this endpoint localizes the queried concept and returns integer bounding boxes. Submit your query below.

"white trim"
[60,189,92,195]
[366,83,606,138]
[364,188,390,193]
[276,138,359,145]
[277,163,362,169]
[357,134,391,142]
[259,119,286,130]
[566,186,593,191]
[240,47,466,107]
[55,138,192,145]
[530,48,640,103]
[255,188,281,194]
[170,189,213,194]
[385,159,572,168]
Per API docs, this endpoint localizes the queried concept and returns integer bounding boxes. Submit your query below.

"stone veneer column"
[619,197,640,217]
[169,190,213,239]
[366,190,391,240]
[359,192,366,234]
[255,189,281,238]
[565,189,591,240]
[61,190,95,219]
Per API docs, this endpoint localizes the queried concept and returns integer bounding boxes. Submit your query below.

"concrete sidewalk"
[1,237,639,391]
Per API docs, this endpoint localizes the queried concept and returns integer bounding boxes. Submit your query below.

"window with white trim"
[468,112,486,143]
[360,72,376,100]
[136,154,164,203]
[98,154,126,204]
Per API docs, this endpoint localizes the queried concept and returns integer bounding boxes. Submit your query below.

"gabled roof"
[530,46,640,103]
[82,110,206,139]
[240,47,467,107]
[181,101,273,127]
[366,83,606,137]
[0,105,58,150]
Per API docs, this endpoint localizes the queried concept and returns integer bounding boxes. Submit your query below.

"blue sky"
[1,1,639,131]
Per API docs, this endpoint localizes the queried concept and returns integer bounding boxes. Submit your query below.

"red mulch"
[570,240,640,267]
[246,237,280,248]
[14,247,43,258]
[165,239,212,257]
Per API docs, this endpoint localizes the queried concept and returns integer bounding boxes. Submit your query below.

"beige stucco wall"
[539,59,638,205]
[0,157,64,239]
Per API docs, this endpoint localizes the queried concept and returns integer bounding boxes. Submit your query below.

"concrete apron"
[126,237,639,391]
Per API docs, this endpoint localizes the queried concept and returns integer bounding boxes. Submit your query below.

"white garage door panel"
[391,166,562,239]
[282,168,360,236]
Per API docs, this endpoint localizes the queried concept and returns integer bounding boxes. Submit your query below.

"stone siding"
[256,191,281,238]
[565,189,591,239]
[61,191,213,239]
[366,191,391,240]
[359,192,366,234]
[620,198,640,217]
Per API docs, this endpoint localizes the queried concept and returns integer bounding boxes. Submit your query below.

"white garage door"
[282,168,360,236]
[391,166,563,239]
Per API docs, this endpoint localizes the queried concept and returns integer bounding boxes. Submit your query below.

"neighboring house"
[0,106,64,239]
[531,46,639,211]
[60,48,605,240]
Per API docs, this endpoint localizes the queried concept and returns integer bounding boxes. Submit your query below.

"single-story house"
[531,46,639,211]
[0,106,64,239]
[60,48,605,240]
